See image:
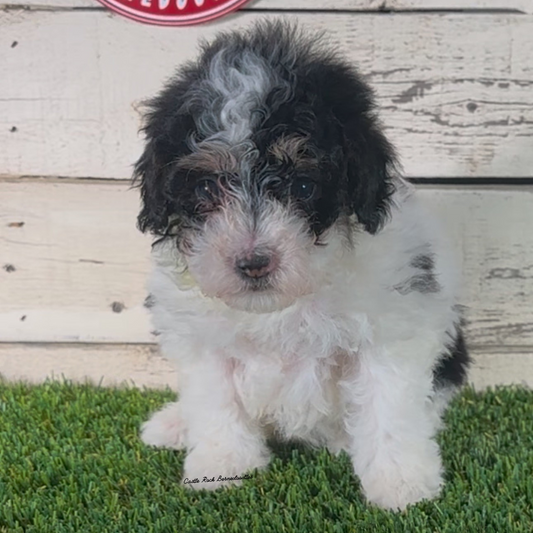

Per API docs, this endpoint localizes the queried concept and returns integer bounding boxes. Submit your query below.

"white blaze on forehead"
[202,50,274,144]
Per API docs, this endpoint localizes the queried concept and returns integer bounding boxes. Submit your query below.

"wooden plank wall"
[2,10,533,179]
[1,0,532,387]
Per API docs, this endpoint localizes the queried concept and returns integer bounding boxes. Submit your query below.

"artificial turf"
[0,382,532,533]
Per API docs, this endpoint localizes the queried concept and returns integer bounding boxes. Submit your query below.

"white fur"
[141,181,462,509]
[187,50,278,146]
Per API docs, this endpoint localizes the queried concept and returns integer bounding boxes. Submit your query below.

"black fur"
[133,21,397,242]
[433,327,471,389]
[395,253,441,295]
[411,254,434,272]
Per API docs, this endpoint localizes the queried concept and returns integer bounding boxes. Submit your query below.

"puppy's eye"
[195,179,219,202]
[291,179,317,201]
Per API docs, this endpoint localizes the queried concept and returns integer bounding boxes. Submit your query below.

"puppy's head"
[135,21,397,313]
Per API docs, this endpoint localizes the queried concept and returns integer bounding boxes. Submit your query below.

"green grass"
[0,382,532,533]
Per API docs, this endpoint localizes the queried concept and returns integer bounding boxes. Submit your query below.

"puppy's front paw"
[182,441,270,491]
[140,402,187,450]
[359,447,443,510]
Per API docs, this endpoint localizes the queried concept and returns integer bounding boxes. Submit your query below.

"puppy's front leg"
[342,346,443,510]
[179,356,271,490]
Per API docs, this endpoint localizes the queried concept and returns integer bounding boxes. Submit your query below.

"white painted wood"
[468,349,533,389]
[1,11,532,179]
[0,343,178,389]
[3,0,530,11]
[423,186,533,348]
[0,179,153,343]
[0,344,530,389]
[1,179,533,346]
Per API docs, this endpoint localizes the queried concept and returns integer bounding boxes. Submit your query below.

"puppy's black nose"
[236,254,272,279]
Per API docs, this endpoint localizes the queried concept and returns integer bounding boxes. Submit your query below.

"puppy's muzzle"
[235,254,274,281]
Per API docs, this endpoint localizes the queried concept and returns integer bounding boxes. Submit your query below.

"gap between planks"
[0,6,528,14]
[1,0,530,13]
[3,174,533,190]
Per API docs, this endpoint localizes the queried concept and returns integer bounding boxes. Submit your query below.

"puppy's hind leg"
[141,401,187,450]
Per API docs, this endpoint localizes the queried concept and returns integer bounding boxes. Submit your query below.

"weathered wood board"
[0,343,531,389]
[1,11,532,180]
[1,179,532,347]
[0,343,178,390]
[3,1,530,12]
[0,179,153,343]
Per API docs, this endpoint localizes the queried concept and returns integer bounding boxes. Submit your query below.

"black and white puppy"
[135,21,469,510]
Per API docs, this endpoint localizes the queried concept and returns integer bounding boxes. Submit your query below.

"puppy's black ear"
[134,137,172,234]
[133,90,193,235]
[318,63,397,234]
[344,119,396,235]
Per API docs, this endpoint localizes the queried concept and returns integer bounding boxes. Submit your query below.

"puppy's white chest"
[231,350,340,439]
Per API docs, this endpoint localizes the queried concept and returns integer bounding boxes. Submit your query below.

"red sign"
[96,0,251,26]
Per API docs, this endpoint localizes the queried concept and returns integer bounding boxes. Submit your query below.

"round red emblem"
[96,0,252,26]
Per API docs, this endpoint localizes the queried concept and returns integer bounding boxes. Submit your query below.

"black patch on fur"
[395,253,440,295]
[411,254,434,271]
[433,327,471,389]
[395,274,440,295]
[133,21,397,241]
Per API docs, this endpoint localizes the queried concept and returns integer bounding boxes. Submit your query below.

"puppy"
[134,21,470,510]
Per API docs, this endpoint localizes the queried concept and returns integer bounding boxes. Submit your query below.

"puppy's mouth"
[244,277,272,292]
